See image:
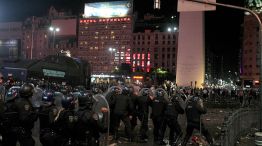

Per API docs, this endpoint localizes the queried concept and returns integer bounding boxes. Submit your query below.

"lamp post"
[109,47,116,64]
[186,0,262,131]
[109,48,116,72]
[49,26,60,49]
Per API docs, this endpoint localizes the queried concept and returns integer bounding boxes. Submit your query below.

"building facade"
[22,7,78,60]
[78,1,133,74]
[241,13,261,86]
[0,22,23,60]
[132,29,177,74]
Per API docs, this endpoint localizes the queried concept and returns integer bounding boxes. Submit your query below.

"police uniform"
[149,92,168,144]
[164,96,184,146]
[182,96,213,146]
[13,97,38,146]
[39,104,60,146]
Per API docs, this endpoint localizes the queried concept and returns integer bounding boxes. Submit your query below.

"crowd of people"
[0,76,257,146]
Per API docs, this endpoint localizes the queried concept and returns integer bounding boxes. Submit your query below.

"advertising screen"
[84,0,132,18]
[0,39,20,59]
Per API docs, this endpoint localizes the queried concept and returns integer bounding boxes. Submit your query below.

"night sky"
[0,0,244,74]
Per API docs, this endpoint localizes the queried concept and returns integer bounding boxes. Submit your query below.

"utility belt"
[40,128,57,136]
[14,127,32,139]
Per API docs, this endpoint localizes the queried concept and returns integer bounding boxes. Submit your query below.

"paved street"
[107,108,233,146]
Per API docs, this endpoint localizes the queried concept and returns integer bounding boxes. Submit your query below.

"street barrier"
[217,108,259,146]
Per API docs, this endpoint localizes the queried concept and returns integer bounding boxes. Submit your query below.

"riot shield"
[104,86,122,96]
[0,85,5,102]
[93,94,110,146]
[155,88,169,102]
[104,86,122,106]
[54,91,64,108]
[31,87,43,108]
[4,86,20,102]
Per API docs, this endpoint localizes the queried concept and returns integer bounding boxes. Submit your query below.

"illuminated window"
[147,61,150,66]
[154,0,160,9]
[44,34,47,38]
[137,54,140,59]
[142,54,145,60]
[133,54,136,59]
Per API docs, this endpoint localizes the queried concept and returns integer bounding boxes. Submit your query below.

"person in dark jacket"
[181,95,214,146]
[149,88,168,145]
[112,87,134,141]
[164,94,184,146]
[39,90,61,146]
[0,86,19,146]
[12,83,38,146]
[136,88,151,143]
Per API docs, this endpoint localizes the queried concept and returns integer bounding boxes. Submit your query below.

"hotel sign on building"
[78,1,133,74]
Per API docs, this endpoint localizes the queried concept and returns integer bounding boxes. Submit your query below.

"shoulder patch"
[24,104,30,111]
[53,108,58,115]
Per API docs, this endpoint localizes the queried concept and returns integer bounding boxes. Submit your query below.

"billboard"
[0,39,21,59]
[84,0,133,18]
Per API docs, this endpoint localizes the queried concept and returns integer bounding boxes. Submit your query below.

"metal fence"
[217,108,259,146]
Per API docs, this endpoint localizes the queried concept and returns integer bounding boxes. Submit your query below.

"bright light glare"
[49,27,54,31]
[56,28,60,32]
[174,27,177,31]
[167,27,172,32]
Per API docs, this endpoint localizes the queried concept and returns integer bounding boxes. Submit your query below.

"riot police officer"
[164,93,184,146]
[112,86,134,141]
[75,92,106,146]
[149,88,168,145]
[0,86,20,146]
[55,94,78,146]
[136,88,151,143]
[39,90,61,146]
[13,83,38,146]
[181,95,214,146]
[105,86,121,135]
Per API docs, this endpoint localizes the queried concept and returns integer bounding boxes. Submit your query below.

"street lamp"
[49,26,60,49]
[167,26,178,32]
[108,47,116,65]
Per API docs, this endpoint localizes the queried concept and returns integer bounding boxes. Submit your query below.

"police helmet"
[156,90,165,97]
[112,86,121,94]
[5,86,20,101]
[42,90,55,103]
[78,91,94,107]
[19,83,34,98]
[92,87,100,94]
[141,89,150,96]
[61,94,77,110]
[122,87,129,95]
